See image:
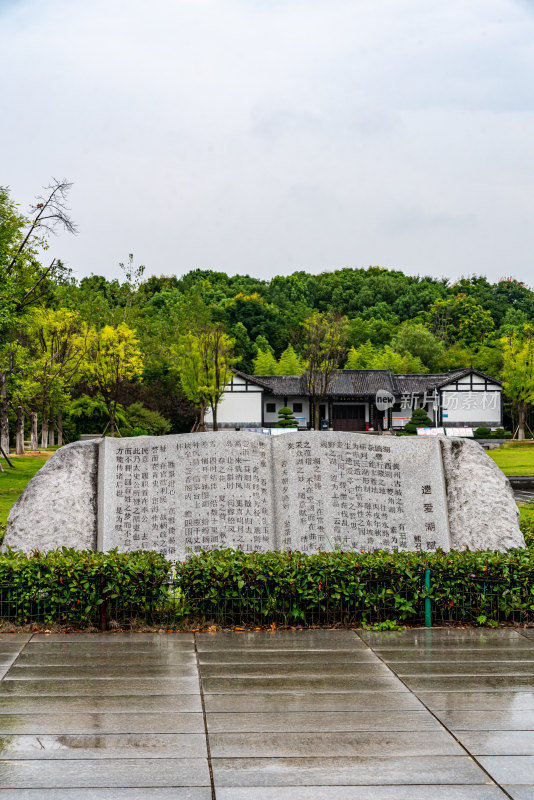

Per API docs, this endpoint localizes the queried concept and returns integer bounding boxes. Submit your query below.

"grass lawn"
[488,442,534,476]
[0,453,51,527]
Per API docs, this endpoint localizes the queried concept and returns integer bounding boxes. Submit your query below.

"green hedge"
[0,518,532,627]
[0,549,171,626]
[176,544,534,625]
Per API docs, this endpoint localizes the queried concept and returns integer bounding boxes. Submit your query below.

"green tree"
[175,326,237,431]
[277,344,304,375]
[501,327,534,440]
[345,341,427,373]
[391,323,444,370]
[84,323,144,436]
[430,294,495,346]
[301,312,348,429]
[253,349,279,375]
[22,308,89,447]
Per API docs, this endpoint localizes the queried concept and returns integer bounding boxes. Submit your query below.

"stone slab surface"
[3,629,534,797]
[453,730,534,755]
[208,730,463,757]
[203,692,425,713]
[4,433,524,555]
[272,431,451,552]
[215,790,506,800]
[0,712,204,734]
[418,691,534,711]
[0,694,202,713]
[0,759,211,788]
[206,710,441,732]
[0,792,212,800]
[210,756,488,786]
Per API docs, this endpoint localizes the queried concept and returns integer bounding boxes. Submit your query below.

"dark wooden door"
[332,404,366,431]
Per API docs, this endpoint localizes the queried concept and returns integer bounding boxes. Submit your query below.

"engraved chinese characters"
[98,433,275,557]
[98,431,451,557]
[272,433,450,554]
[177,435,271,553]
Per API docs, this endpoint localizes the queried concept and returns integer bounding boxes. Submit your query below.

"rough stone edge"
[439,437,524,551]
[2,440,99,553]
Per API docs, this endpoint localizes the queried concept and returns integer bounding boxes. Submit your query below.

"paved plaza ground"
[1,629,534,798]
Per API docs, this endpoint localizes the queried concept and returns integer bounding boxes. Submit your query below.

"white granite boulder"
[439,437,523,550]
[3,440,98,552]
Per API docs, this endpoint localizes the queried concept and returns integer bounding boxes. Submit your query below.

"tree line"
[1,180,534,448]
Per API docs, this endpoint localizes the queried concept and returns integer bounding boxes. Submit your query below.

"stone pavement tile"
[478,756,534,784]
[211,755,489,786]
[417,691,534,711]
[379,649,534,662]
[502,787,534,800]
[394,663,534,676]
[215,788,507,799]
[16,651,197,666]
[201,675,408,693]
[0,635,32,643]
[438,710,534,729]
[203,691,424,712]
[0,678,200,695]
[29,633,195,643]
[198,650,377,664]
[0,712,204,733]
[206,710,441,732]
[0,694,202,713]
[358,629,527,648]
[517,630,534,642]
[199,663,392,678]
[0,733,207,759]
[0,791,211,800]
[0,636,30,680]
[24,642,195,653]
[196,630,364,650]
[7,664,199,679]
[453,730,534,755]
[400,676,534,692]
[209,730,463,758]
[0,758,210,788]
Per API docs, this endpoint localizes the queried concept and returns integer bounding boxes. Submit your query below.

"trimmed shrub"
[276,407,298,428]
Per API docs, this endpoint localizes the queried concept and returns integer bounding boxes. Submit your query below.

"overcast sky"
[1,0,533,286]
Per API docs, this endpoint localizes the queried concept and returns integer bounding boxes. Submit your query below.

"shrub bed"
[0,549,171,627]
[0,517,532,628]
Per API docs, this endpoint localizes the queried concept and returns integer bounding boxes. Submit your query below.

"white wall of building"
[441,389,502,425]
[263,396,310,427]
[209,375,263,427]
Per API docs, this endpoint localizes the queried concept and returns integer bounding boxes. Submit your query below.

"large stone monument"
[3,432,524,555]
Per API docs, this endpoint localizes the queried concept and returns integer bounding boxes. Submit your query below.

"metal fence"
[1,571,532,629]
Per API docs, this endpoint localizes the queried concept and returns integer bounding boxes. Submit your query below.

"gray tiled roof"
[238,367,501,398]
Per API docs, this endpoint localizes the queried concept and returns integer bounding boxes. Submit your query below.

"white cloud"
[1,0,533,285]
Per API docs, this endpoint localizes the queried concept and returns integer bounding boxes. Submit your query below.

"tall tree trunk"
[0,372,9,454]
[41,409,49,449]
[313,401,320,431]
[30,412,38,451]
[49,413,55,447]
[57,412,63,446]
[109,407,115,437]
[15,406,25,455]
[518,402,527,441]
[211,403,218,432]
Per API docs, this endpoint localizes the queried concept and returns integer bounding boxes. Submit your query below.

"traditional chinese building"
[211,367,503,432]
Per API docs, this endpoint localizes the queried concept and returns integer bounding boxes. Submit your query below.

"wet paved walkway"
[1,630,534,798]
